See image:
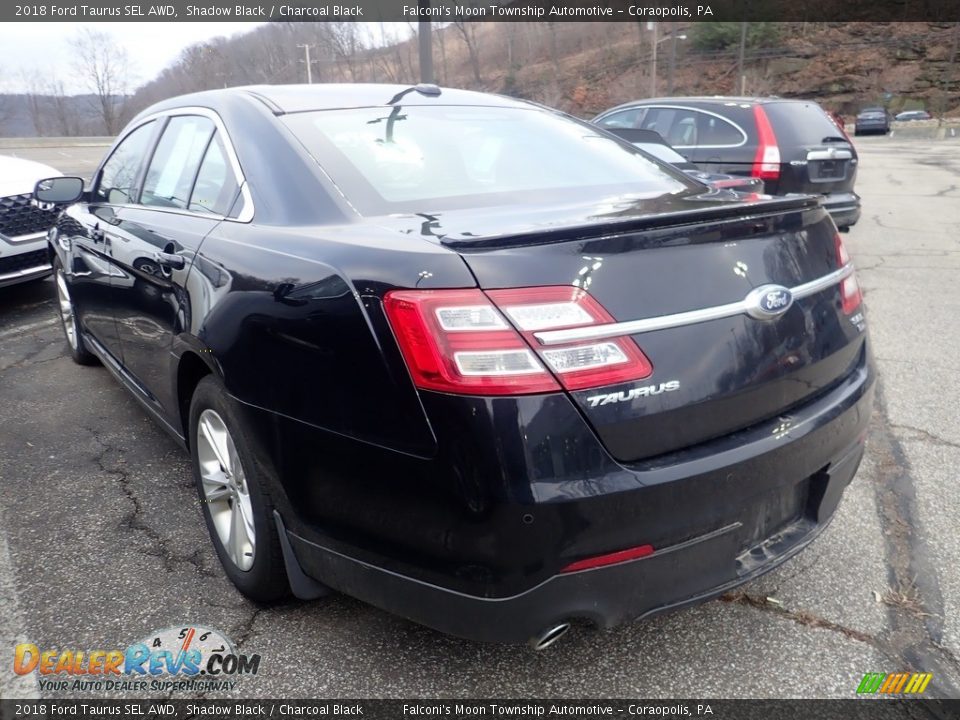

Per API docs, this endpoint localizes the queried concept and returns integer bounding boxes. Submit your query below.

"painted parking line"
[0,521,40,700]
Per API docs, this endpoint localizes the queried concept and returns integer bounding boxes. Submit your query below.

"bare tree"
[434,24,449,84]
[330,23,363,82]
[0,71,9,134]
[19,69,46,136]
[453,21,482,85]
[45,79,79,136]
[69,29,134,135]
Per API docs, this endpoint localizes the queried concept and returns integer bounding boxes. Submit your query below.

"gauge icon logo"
[127,625,259,677]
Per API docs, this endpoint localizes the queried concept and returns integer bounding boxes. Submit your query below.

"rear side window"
[699,115,745,146]
[189,134,241,216]
[141,115,216,209]
[96,121,156,204]
[764,102,849,146]
[282,106,695,216]
[640,108,702,147]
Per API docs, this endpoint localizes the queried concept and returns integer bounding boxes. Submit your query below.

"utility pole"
[650,22,658,97]
[737,22,747,95]
[417,1,434,84]
[667,23,678,95]
[297,43,314,84]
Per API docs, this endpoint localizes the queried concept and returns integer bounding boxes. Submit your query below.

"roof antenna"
[388,83,442,105]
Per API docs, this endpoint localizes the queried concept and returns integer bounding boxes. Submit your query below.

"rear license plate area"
[812,160,844,180]
[738,479,808,554]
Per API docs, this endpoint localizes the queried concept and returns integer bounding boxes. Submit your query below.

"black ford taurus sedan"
[36,84,874,648]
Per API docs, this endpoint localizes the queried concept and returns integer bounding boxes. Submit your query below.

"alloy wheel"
[196,408,256,571]
[55,269,77,350]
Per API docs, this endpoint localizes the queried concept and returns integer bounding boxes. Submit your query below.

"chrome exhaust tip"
[528,622,571,651]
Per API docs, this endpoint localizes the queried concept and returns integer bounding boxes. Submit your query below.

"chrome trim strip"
[534,264,855,346]
[789,264,854,300]
[0,263,52,282]
[1,231,46,244]
[807,149,852,160]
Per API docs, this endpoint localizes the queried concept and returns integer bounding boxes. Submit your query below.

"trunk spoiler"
[440,195,821,251]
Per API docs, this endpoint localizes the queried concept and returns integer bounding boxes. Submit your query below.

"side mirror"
[33,177,85,205]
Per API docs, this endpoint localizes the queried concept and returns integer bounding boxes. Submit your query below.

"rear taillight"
[383,289,559,395]
[751,106,781,181]
[835,233,862,314]
[383,286,653,396]
[486,287,653,391]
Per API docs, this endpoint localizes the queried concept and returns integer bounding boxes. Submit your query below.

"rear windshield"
[282,105,696,216]
[763,102,849,146]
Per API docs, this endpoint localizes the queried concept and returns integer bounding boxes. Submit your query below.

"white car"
[0,155,62,288]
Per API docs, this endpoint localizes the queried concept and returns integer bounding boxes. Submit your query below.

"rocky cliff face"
[486,22,960,118]
[756,23,960,115]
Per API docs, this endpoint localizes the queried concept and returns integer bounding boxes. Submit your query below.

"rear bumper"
[854,122,888,134]
[821,192,861,229]
[280,349,875,643]
[0,232,51,288]
[287,444,862,644]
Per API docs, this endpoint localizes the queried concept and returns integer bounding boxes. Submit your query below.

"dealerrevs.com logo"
[13,625,260,693]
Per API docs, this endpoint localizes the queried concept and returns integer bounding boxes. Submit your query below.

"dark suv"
[855,107,892,135]
[594,97,861,230]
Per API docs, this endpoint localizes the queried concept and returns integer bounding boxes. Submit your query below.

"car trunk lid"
[388,193,866,463]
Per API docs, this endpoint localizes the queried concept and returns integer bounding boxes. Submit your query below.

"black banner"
[4,0,960,23]
[0,699,951,720]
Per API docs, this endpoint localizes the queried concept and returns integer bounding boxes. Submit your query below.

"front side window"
[282,105,695,216]
[141,115,216,209]
[597,108,645,129]
[96,121,156,204]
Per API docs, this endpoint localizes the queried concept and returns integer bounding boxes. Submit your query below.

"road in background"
[0,136,958,699]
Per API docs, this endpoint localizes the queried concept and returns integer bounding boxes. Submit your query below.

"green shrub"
[691,23,781,53]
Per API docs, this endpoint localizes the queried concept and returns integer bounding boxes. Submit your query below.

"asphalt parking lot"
[1,136,959,701]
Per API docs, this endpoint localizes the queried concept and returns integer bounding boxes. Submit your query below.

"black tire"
[189,374,290,602]
[53,257,98,366]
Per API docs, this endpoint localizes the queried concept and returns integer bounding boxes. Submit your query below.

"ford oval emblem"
[745,284,794,320]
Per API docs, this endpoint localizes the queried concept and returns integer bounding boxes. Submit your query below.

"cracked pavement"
[1,137,959,700]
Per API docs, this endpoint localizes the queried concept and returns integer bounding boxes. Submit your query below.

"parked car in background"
[36,84,873,647]
[894,110,932,122]
[854,108,891,135]
[593,97,862,230]
[601,127,765,194]
[0,155,61,288]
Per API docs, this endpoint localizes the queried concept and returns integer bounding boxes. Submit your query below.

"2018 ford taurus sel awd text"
[36,84,875,648]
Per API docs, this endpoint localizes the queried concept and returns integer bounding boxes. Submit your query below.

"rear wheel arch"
[176,350,214,445]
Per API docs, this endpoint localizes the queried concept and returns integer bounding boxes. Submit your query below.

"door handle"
[154,251,185,270]
[90,224,104,243]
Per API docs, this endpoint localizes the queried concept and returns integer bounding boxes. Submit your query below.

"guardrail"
[0,137,114,149]
[887,124,960,140]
